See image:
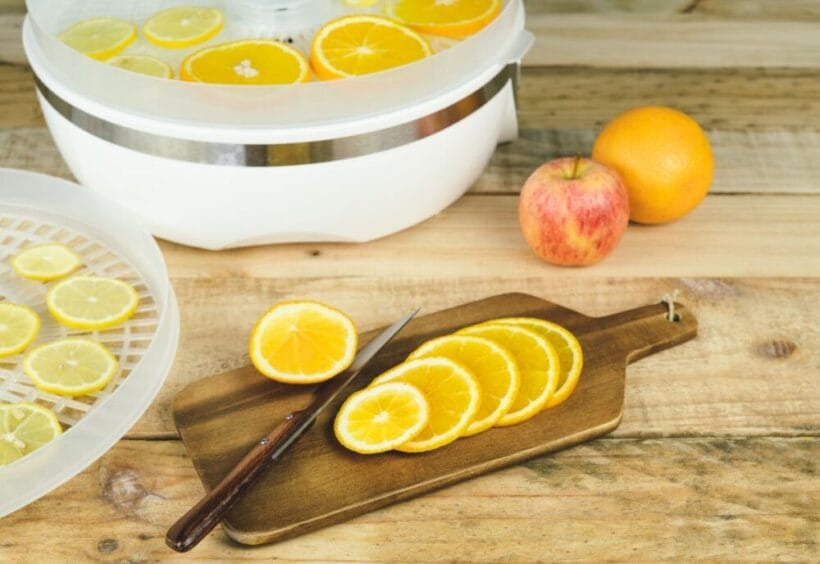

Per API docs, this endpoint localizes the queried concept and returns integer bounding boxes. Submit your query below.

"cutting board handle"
[591,301,698,365]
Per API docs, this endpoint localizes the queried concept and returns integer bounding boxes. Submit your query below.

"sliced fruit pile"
[59,1,502,83]
[1,243,140,467]
[335,316,583,454]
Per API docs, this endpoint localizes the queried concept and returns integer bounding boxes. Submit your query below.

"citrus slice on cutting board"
[11,243,81,281]
[0,303,40,358]
[23,338,119,396]
[58,17,137,61]
[458,324,558,426]
[370,356,480,452]
[0,402,62,466]
[47,276,139,331]
[491,318,583,408]
[181,39,310,85]
[334,382,429,454]
[407,335,519,436]
[109,55,174,78]
[143,6,224,49]
[249,301,358,384]
[310,15,432,80]
[387,0,502,38]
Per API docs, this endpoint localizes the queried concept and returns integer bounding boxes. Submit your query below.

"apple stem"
[571,155,581,179]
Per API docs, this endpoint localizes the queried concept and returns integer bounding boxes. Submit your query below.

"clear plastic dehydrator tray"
[0,169,179,517]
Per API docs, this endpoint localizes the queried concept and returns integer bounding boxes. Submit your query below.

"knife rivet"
[260,438,269,445]
[286,414,293,420]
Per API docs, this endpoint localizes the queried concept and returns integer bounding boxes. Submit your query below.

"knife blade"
[166,308,419,552]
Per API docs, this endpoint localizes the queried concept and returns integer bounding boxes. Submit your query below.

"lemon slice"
[334,382,429,454]
[11,243,81,281]
[109,55,174,78]
[387,0,501,38]
[143,6,224,49]
[0,402,62,466]
[458,324,558,426]
[310,15,432,80]
[408,335,519,436]
[0,303,40,358]
[181,39,310,85]
[23,338,118,396]
[46,276,139,331]
[371,357,480,452]
[492,318,584,408]
[249,301,358,384]
[58,17,137,61]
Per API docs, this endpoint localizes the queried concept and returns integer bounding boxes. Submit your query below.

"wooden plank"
[526,0,820,20]
[0,14,23,65]
[0,436,815,560]
[129,277,820,439]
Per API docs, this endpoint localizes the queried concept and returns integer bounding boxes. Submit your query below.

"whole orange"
[592,106,714,224]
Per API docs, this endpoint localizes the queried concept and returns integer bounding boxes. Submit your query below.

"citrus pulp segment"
[142,6,224,49]
[310,15,432,80]
[370,356,480,452]
[23,338,119,396]
[0,303,40,358]
[249,300,358,384]
[458,323,558,426]
[407,335,519,436]
[334,382,429,454]
[58,17,137,61]
[0,402,62,466]
[46,276,139,331]
[490,318,583,408]
[387,0,502,38]
[181,40,310,85]
[11,243,81,281]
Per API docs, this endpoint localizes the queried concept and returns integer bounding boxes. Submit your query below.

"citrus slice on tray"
[0,303,40,358]
[181,39,310,85]
[310,15,432,80]
[458,324,558,426]
[58,17,137,61]
[143,6,224,49]
[109,55,174,78]
[370,357,480,452]
[492,318,583,408]
[47,276,139,331]
[0,402,62,467]
[407,335,519,436]
[11,243,81,281]
[334,382,429,454]
[387,0,502,38]
[249,301,358,384]
[24,338,119,396]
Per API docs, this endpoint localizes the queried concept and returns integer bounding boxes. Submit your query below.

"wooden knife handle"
[166,410,307,552]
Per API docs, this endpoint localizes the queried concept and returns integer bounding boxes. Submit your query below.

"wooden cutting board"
[172,293,697,546]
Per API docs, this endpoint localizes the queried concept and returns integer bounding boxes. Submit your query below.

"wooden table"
[1,1,818,560]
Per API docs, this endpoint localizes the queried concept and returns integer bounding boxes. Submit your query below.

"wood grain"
[0,436,815,561]
[131,278,820,440]
[172,294,696,545]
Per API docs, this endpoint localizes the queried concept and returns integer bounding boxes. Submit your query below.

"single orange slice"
[310,15,432,80]
[387,0,501,38]
[249,301,357,384]
[181,40,310,85]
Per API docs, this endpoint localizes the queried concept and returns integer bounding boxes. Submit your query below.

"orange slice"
[334,382,429,454]
[491,318,583,408]
[249,301,357,384]
[387,0,501,38]
[310,15,432,80]
[370,357,480,452]
[458,323,558,426]
[181,40,310,85]
[407,335,519,436]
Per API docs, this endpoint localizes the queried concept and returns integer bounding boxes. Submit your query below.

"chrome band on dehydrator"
[34,64,518,167]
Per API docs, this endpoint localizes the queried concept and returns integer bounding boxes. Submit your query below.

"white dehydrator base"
[38,82,517,250]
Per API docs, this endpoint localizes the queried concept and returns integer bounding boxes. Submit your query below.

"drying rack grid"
[0,210,159,428]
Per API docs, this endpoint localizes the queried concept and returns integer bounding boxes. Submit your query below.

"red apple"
[518,157,629,266]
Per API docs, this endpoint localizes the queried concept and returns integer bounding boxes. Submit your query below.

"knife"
[166,309,419,552]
